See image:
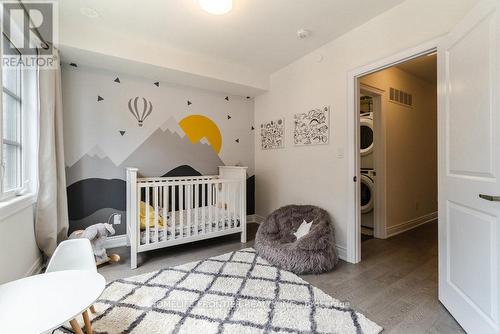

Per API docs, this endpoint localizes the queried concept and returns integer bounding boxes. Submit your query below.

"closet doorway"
[349,42,439,260]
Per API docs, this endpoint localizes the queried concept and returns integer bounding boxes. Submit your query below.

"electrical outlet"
[113,214,121,225]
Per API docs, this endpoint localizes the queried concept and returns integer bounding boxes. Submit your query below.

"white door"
[438,0,500,333]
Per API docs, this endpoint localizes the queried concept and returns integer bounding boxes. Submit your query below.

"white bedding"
[140,205,240,244]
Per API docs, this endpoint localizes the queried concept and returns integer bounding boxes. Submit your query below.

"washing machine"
[361,169,376,231]
[360,112,374,169]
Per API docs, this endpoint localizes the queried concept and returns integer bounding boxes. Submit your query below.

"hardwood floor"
[99,221,464,333]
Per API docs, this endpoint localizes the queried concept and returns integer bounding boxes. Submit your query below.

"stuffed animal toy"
[69,223,120,266]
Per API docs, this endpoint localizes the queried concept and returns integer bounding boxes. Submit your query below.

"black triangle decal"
[187,100,192,106]
[235,139,240,143]
[227,115,231,120]
[246,96,251,99]
[154,82,160,87]
[225,96,229,101]
[69,63,77,67]
[114,77,121,83]
[97,96,104,102]
[119,131,126,136]
[251,126,255,130]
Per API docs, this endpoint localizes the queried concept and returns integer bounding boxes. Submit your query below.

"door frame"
[359,84,385,239]
[346,37,441,263]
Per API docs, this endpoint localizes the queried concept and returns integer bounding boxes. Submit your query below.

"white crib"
[126,166,247,269]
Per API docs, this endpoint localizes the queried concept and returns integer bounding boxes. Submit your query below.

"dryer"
[361,169,376,230]
[360,112,374,169]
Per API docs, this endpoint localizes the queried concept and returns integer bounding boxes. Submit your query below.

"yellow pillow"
[139,201,165,230]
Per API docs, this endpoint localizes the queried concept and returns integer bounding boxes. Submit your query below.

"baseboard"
[336,245,347,261]
[386,211,437,238]
[105,234,128,249]
[25,255,43,277]
[247,214,265,224]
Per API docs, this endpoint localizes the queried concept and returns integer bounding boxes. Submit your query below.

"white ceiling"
[58,0,405,75]
[396,54,437,84]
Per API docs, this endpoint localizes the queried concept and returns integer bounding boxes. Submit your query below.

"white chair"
[47,239,97,334]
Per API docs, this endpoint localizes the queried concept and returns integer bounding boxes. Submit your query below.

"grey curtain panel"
[35,50,69,257]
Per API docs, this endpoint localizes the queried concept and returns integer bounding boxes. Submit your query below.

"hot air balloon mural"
[128,97,153,127]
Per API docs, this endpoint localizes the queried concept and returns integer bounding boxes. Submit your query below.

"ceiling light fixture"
[297,29,310,40]
[199,0,232,15]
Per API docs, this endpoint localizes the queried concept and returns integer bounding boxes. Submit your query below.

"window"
[1,34,22,196]
[0,33,37,200]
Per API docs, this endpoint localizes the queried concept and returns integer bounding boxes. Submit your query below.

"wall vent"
[389,87,413,107]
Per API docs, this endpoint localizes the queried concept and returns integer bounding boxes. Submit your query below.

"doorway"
[346,39,439,264]
[357,53,438,249]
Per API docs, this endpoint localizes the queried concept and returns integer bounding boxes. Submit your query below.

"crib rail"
[126,167,247,269]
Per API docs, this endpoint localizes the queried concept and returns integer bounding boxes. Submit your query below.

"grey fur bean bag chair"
[255,205,338,274]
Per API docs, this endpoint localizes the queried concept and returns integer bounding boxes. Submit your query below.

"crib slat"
[231,183,236,228]
[179,185,184,238]
[187,185,191,237]
[136,187,141,247]
[194,183,199,235]
[208,184,213,232]
[163,185,167,241]
[171,185,176,240]
[145,187,150,245]
[223,183,227,230]
[154,187,159,243]
[215,183,220,231]
[201,183,206,234]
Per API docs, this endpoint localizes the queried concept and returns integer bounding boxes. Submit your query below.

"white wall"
[254,0,478,257]
[61,64,255,235]
[0,204,41,284]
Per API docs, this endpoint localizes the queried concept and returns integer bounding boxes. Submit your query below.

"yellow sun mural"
[179,115,222,154]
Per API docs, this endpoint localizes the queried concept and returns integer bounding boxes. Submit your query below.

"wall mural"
[293,106,330,146]
[62,64,255,235]
[179,115,222,154]
[128,96,153,127]
[260,118,285,150]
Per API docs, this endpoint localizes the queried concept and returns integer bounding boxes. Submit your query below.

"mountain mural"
[66,149,124,186]
[121,127,224,178]
[66,122,228,234]
[66,123,224,186]
[66,165,255,234]
[67,178,126,221]
[69,208,126,235]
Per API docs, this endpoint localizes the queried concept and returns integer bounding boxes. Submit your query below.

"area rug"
[56,248,382,334]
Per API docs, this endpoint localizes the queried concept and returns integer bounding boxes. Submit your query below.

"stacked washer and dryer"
[360,96,376,234]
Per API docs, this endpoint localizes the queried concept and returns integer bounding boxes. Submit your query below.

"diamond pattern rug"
[55,248,382,334]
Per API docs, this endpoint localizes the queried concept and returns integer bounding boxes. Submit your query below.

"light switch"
[113,214,121,225]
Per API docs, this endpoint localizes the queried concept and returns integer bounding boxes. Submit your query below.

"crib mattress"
[140,205,240,244]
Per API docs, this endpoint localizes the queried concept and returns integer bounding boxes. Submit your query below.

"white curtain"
[35,49,69,257]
